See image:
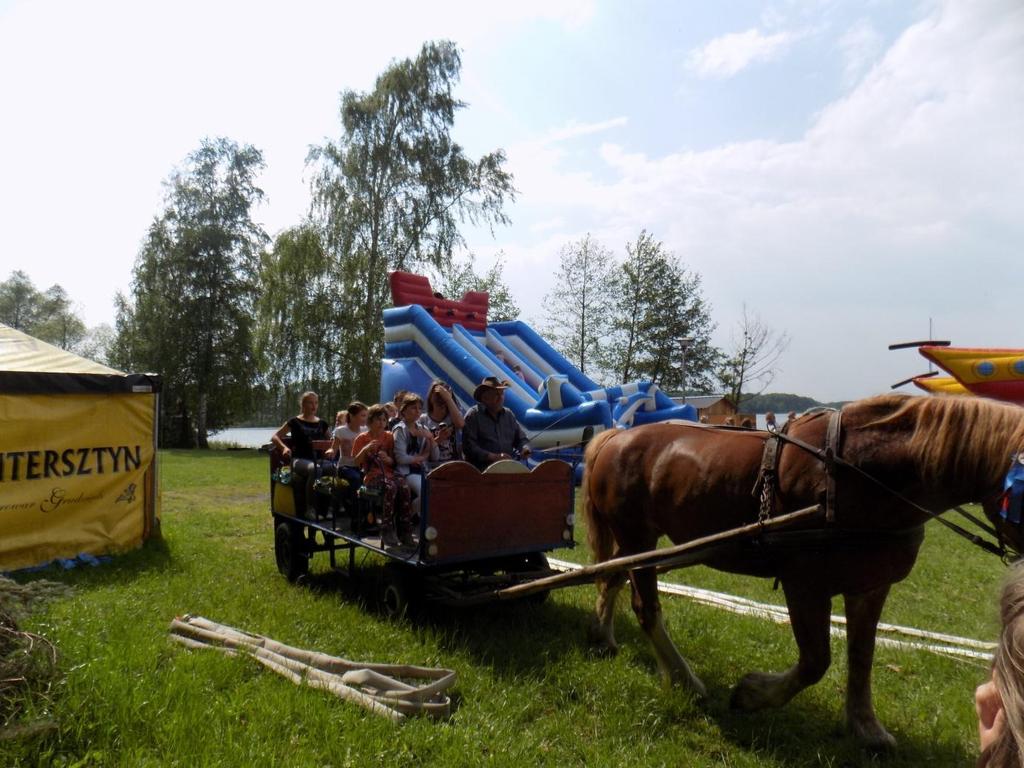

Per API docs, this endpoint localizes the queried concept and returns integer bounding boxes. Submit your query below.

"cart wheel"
[516,552,551,605]
[275,521,309,582]
[380,564,414,619]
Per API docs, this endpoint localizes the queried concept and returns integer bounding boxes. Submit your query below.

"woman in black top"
[271,392,333,461]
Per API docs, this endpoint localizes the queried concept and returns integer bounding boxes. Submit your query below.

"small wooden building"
[672,395,754,426]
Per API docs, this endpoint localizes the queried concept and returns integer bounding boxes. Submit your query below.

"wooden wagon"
[269,440,576,615]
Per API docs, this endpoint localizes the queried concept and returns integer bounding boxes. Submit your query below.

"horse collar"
[824,409,842,523]
[753,409,843,525]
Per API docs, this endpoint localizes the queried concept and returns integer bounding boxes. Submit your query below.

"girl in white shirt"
[392,394,437,520]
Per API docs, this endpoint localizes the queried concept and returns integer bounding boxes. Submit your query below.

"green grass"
[2,449,1004,767]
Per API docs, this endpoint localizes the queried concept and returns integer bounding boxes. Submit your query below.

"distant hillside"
[741,392,848,413]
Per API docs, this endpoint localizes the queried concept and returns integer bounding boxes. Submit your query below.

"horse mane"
[852,394,1024,485]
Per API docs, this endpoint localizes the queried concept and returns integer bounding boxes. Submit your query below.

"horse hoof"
[590,642,618,659]
[849,717,897,752]
[729,672,777,711]
[586,623,618,656]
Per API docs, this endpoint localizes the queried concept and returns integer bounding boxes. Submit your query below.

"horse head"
[852,393,1024,556]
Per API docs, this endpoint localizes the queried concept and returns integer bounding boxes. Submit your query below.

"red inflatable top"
[389,271,489,332]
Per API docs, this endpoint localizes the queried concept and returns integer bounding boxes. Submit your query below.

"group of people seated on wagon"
[270,376,531,549]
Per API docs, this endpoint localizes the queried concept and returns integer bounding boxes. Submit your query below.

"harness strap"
[953,505,1001,539]
[751,409,842,525]
[663,413,1010,562]
[752,434,781,523]
[824,409,842,523]
[771,418,1011,560]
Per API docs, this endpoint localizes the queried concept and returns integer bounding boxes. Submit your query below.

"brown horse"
[583,393,1024,750]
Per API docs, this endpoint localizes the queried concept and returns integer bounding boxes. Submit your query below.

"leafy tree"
[431,253,520,322]
[254,224,361,408]
[34,285,86,351]
[602,231,719,392]
[74,323,116,365]
[717,306,790,409]
[0,271,86,351]
[0,271,42,331]
[541,234,616,379]
[307,40,515,398]
[113,137,268,448]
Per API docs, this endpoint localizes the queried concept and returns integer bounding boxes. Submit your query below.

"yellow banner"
[0,392,157,571]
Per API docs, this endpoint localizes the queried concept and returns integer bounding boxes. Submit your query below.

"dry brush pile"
[0,576,72,741]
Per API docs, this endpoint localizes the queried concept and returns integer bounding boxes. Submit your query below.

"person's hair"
[400,393,423,416]
[392,390,409,406]
[335,401,368,427]
[366,403,389,426]
[983,564,1024,767]
[740,418,753,428]
[427,380,452,411]
[300,391,318,407]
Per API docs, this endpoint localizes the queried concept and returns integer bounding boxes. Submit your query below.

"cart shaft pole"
[498,504,822,600]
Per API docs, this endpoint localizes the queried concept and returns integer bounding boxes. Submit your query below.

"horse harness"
[748,408,1014,562]
[753,409,842,525]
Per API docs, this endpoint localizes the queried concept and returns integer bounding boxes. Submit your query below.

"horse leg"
[630,566,706,696]
[843,585,897,751]
[731,581,831,711]
[587,570,628,655]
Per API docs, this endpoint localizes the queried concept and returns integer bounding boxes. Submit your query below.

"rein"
[765,412,1013,562]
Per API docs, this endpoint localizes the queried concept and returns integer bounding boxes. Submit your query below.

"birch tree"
[113,138,267,447]
[307,40,514,398]
[541,235,615,380]
[603,231,719,392]
[718,306,790,408]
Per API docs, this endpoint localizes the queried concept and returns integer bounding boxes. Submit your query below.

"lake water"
[209,427,278,448]
[211,413,789,448]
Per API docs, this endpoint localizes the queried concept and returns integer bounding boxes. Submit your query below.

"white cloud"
[0,0,596,327]
[486,0,1024,400]
[688,28,800,78]
[2,0,1018,402]
[544,117,628,144]
[839,18,885,84]
[530,217,566,234]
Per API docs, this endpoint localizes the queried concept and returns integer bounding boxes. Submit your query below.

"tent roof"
[1,323,122,375]
[0,324,159,394]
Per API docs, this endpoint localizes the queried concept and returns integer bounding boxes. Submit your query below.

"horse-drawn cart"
[268,440,576,615]
[267,393,1024,750]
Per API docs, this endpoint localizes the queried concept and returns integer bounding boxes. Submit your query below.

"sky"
[1,0,1021,402]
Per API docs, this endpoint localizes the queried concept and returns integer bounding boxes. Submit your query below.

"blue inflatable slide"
[380,272,697,469]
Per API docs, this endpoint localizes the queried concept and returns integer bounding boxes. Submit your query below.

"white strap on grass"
[547,558,995,663]
[168,615,456,720]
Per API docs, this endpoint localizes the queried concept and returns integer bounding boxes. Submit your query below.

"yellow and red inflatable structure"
[909,345,1024,404]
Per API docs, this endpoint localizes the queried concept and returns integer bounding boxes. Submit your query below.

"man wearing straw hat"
[462,376,532,471]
